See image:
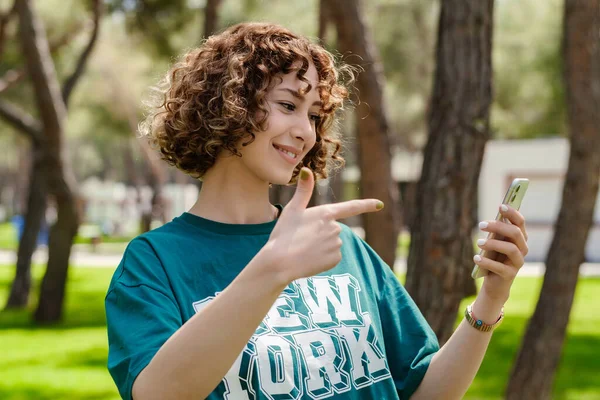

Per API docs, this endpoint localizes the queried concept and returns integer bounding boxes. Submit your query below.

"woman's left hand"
[474,204,529,303]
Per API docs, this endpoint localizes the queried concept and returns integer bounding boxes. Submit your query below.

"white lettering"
[265,297,306,333]
[337,315,390,388]
[255,335,301,400]
[294,330,350,397]
[297,276,359,327]
[222,350,252,400]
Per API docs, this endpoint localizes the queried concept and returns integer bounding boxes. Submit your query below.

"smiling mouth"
[273,144,299,159]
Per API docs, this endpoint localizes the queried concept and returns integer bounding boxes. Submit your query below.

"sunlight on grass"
[0,265,120,400]
[459,276,600,400]
[0,223,18,250]
[0,264,598,399]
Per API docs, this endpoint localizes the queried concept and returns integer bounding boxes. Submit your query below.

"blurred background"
[0,0,598,399]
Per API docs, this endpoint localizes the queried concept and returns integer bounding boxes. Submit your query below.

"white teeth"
[275,145,297,159]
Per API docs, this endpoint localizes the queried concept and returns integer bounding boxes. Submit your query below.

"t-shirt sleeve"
[351,232,439,399]
[105,237,183,400]
[378,279,439,399]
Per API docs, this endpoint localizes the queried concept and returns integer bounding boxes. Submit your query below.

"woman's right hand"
[261,167,383,284]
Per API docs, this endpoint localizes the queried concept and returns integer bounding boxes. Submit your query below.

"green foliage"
[368,0,439,146]
[220,0,318,38]
[0,265,598,399]
[105,0,198,57]
[1,0,571,183]
[492,0,566,138]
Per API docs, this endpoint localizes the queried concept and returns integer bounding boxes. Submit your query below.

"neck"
[188,158,277,225]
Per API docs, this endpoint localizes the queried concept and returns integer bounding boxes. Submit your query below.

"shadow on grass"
[0,342,109,371]
[0,266,112,330]
[61,346,109,369]
[0,293,107,330]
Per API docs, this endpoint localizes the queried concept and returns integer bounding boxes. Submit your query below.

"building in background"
[345,137,600,262]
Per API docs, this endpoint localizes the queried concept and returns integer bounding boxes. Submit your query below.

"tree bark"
[203,0,222,38]
[4,0,100,311]
[0,66,45,312]
[1,22,91,95]
[125,108,167,232]
[318,0,330,41]
[328,168,344,204]
[62,0,101,108]
[326,0,400,267]
[16,0,80,323]
[4,143,47,308]
[0,98,42,138]
[506,1,600,398]
[404,0,493,345]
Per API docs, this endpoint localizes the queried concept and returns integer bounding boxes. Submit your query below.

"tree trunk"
[1,0,99,317]
[328,168,344,204]
[5,142,47,309]
[404,0,493,345]
[17,0,80,323]
[505,2,600,398]
[327,0,400,267]
[122,138,140,187]
[318,0,330,41]
[203,0,222,38]
[34,186,78,322]
[126,110,167,232]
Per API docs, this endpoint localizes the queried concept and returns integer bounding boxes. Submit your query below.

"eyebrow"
[277,88,322,106]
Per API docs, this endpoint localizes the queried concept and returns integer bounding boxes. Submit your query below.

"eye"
[309,114,321,125]
[279,102,295,111]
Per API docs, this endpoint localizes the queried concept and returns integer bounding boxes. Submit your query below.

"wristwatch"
[464,303,504,333]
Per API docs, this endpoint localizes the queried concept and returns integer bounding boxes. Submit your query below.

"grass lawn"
[0,264,598,400]
[0,223,18,251]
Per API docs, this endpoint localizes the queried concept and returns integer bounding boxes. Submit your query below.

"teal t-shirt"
[105,210,439,400]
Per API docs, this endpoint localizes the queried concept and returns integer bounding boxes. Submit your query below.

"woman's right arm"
[132,168,381,399]
[132,245,288,399]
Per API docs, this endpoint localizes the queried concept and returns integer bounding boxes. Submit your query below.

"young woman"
[105,22,529,400]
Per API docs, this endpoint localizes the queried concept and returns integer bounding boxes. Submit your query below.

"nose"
[290,114,315,144]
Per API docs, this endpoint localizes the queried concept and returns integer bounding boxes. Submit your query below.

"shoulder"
[337,222,374,258]
[109,226,176,291]
[337,222,363,243]
[137,217,191,243]
[122,216,196,261]
[109,216,201,288]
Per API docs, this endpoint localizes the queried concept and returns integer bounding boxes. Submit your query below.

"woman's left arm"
[411,205,529,400]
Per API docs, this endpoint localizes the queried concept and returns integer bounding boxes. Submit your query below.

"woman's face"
[237,62,321,185]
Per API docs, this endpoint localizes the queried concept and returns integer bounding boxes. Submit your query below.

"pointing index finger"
[324,199,384,220]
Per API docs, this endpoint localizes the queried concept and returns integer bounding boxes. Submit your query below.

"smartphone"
[471,178,529,279]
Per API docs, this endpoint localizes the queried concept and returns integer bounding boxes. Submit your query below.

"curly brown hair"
[139,22,353,182]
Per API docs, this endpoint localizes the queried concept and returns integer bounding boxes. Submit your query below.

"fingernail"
[300,168,310,180]
[500,204,509,212]
[474,255,482,263]
[477,239,487,246]
[376,201,384,210]
[479,221,488,230]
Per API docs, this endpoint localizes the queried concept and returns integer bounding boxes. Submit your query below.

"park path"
[0,248,599,277]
